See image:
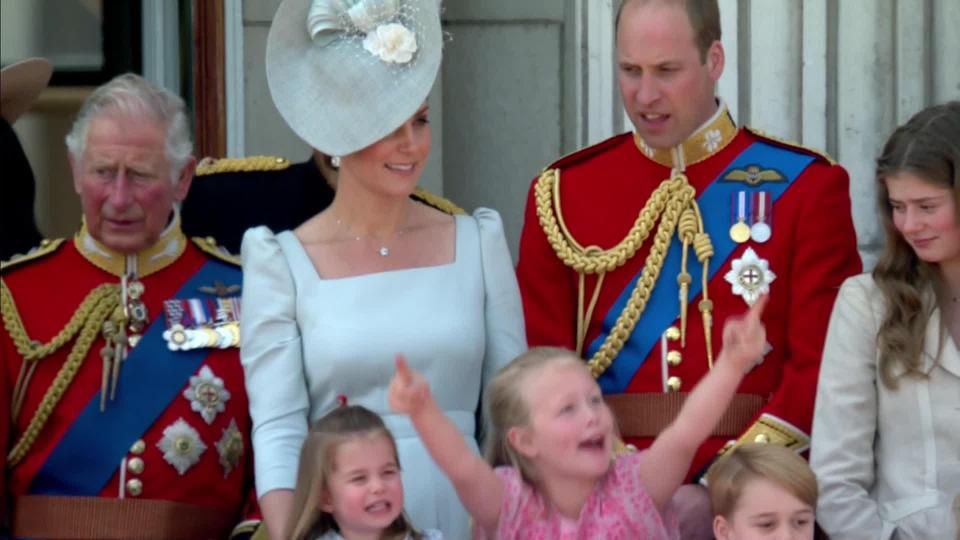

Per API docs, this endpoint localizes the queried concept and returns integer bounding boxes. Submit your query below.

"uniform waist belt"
[13,495,237,540]
[605,392,765,438]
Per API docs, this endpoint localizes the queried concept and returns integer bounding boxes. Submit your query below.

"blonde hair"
[707,443,818,518]
[288,405,421,540]
[483,346,592,485]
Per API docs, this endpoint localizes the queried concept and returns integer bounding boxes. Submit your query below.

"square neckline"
[280,213,464,282]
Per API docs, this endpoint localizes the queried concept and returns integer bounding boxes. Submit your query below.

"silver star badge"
[724,247,776,306]
[183,365,231,425]
[157,418,207,475]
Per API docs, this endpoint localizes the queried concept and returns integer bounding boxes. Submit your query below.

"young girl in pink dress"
[388,297,769,539]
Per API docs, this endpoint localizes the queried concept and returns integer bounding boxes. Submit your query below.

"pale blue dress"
[240,208,526,539]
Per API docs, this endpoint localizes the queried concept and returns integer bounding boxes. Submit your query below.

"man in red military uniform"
[1,74,259,539]
[516,0,860,535]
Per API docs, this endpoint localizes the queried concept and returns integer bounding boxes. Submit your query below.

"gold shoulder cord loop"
[3,281,121,466]
[535,169,713,377]
[690,204,715,368]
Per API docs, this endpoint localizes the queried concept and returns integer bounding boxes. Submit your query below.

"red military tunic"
[1,217,259,539]
[516,104,861,479]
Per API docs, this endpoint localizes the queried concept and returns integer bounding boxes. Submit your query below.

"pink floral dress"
[473,452,679,540]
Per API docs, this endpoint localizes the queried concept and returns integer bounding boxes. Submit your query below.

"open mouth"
[365,500,393,514]
[578,436,606,451]
[386,163,416,173]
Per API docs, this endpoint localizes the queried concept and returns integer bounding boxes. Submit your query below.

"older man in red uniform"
[1,74,259,539]
[516,0,860,535]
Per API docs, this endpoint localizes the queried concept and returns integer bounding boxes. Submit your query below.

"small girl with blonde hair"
[287,404,442,540]
[708,443,819,540]
[389,297,768,538]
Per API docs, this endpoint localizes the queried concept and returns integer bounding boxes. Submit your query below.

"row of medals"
[729,191,771,244]
[163,296,241,351]
[165,321,239,350]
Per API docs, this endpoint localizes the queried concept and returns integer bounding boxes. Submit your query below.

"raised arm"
[389,355,504,531]
[637,296,768,511]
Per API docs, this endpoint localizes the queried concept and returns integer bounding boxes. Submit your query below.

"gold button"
[130,439,146,455]
[754,434,770,444]
[126,478,143,497]
[667,376,682,392]
[666,350,682,366]
[127,457,145,475]
[664,326,681,341]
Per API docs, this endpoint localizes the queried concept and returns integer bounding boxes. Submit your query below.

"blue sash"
[588,141,815,394]
[29,259,242,495]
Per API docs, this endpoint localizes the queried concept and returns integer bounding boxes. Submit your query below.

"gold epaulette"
[542,132,633,173]
[192,237,241,266]
[230,520,262,540]
[745,127,837,166]
[195,156,291,176]
[0,239,66,274]
[412,187,465,215]
[716,413,810,458]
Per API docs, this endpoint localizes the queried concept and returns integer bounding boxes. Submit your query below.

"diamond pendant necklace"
[335,218,403,257]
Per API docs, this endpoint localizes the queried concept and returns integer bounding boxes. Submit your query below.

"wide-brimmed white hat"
[1,58,53,124]
[267,0,442,156]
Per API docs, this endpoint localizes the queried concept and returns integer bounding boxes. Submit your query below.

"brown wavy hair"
[288,405,422,540]
[872,101,960,389]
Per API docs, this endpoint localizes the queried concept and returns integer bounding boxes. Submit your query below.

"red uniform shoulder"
[544,132,634,172]
[744,126,837,166]
[0,238,68,276]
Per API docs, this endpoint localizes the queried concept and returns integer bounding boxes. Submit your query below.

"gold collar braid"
[75,211,186,279]
[534,168,715,378]
[633,101,738,169]
[2,280,121,466]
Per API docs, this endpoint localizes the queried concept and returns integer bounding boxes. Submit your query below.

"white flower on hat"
[363,22,418,64]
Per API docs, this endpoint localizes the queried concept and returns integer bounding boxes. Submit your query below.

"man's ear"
[69,154,83,195]
[507,426,538,459]
[706,40,725,82]
[172,156,197,202]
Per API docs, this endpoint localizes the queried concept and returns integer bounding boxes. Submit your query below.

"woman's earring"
[330,155,341,168]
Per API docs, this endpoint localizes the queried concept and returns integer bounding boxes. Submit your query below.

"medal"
[729,191,751,243]
[750,191,772,243]
[724,247,776,306]
[163,297,242,350]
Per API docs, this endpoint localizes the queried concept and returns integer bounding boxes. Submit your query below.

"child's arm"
[388,355,504,532]
[636,295,768,512]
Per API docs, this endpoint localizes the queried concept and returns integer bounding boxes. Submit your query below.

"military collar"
[633,100,738,170]
[74,210,187,278]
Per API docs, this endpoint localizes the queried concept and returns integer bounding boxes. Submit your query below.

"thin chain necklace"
[334,218,406,257]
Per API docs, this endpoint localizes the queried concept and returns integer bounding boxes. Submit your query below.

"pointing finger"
[748,294,769,321]
[395,354,412,385]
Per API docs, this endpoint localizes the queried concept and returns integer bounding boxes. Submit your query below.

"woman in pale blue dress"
[240,0,526,538]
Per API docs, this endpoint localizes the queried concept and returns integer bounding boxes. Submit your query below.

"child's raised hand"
[388,354,433,417]
[720,294,768,373]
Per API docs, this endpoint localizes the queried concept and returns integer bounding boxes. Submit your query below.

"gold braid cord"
[3,281,120,466]
[535,169,711,378]
[195,155,290,176]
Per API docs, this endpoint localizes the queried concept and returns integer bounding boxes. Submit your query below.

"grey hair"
[65,73,193,183]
